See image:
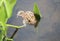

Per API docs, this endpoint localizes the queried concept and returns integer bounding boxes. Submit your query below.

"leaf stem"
[6,24,24,28]
[6,24,25,39]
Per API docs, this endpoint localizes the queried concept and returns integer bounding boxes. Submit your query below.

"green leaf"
[0,0,17,41]
[0,3,7,23]
[0,23,6,41]
[4,0,16,19]
[33,3,42,17]
[0,29,4,41]
[0,0,3,6]
[6,38,13,41]
[33,3,42,28]
[0,0,16,23]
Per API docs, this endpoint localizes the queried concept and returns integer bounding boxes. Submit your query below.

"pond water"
[7,0,60,41]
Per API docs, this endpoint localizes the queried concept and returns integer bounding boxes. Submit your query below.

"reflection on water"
[7,0,60,41]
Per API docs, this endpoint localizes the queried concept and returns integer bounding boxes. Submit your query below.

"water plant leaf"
[0,0,16,41]
[33,3,42,29]
[0,0,16,23]
[0,0,3,6]
[33,3,42,17]
[0,3,7,23]
[4,0,16,19]
[0,23,6,41]
[33,3,42,24]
